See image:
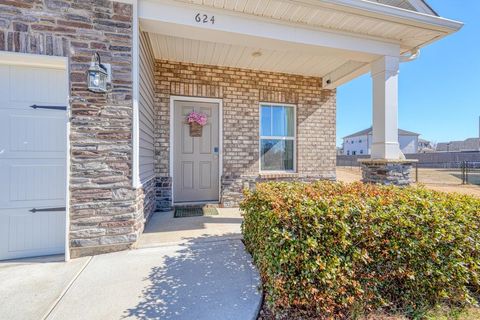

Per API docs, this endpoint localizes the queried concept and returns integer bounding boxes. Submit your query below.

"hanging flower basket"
[186,111,207,137]
[189,122,203,137]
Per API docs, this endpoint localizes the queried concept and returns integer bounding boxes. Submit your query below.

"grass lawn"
[336,167,480,198]
[425,306,480,320]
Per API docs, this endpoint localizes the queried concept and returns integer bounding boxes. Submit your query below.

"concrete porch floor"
[137,207,243,248]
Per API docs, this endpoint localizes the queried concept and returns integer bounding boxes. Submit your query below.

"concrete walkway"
[0,209,262,320]
[137,208,243,247]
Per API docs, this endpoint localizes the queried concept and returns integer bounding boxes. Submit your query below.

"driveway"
[0,255,90,320]
[0,210,262,320]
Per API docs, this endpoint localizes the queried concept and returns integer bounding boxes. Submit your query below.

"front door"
[173,100,220,203]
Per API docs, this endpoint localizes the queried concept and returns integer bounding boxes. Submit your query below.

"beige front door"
[173,100,220,203]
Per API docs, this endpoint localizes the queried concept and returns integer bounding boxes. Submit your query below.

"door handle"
[29,207,66,213]
[30,104,67,111]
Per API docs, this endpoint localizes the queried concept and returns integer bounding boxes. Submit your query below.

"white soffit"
[168,0,461,51]
[148,33,356,77]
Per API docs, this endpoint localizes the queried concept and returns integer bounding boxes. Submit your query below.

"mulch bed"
[257,299,407,320]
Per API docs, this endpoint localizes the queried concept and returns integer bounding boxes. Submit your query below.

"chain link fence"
[411,161,480,186]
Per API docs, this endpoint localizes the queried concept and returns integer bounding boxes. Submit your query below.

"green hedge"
[241,182,480,319]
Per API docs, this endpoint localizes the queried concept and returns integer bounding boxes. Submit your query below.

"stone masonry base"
[156,177,172,211]
[70,243,133,259]
[70,177,157,258]
[360,160,416,186]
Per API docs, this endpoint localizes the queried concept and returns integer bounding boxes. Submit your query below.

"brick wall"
[0,0,146,257]
[154,60,337,207]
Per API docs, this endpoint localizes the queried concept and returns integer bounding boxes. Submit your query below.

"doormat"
[174,205,219,218]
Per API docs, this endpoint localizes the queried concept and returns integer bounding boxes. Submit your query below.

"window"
[260,104,295,171]
[352,151,356,155]
[351,140,354,144]
[347,151,350,155]
[360,150,363,154]
[359,139,362,143]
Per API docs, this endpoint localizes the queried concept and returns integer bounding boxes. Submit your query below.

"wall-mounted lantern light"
[87,52,110,93]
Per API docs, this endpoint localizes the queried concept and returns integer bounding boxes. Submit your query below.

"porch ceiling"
[146,32,368,78]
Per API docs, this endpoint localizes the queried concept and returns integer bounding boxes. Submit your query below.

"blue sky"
[336,0,480,147]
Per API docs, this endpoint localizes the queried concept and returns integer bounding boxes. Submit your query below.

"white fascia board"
[295,0,463,33]
[139,0,400,57]
[0,51,67,69]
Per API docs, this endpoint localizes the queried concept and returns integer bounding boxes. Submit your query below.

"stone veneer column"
[359,159,417,186]
[0,0,149,258]
[361,56,415,186]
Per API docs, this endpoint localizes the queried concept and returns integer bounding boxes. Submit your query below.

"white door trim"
[169,96,223,205]
[0,52,70,261]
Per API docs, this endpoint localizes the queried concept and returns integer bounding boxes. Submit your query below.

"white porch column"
[370,56,401,160]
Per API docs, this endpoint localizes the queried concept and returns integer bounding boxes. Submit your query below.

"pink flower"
[186,111,207,126]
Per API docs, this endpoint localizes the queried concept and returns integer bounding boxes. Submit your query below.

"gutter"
[287,0,463,33]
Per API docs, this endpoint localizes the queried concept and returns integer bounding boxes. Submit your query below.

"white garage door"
[0,61,68,261]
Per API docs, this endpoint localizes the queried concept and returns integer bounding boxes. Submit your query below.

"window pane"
[261,139,294,171]
[285,106,294,137]
[260,106,271,136]
[267,106,294,137]
[271,106,285,136]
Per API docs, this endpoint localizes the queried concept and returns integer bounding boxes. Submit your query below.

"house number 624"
[195,13,215,24]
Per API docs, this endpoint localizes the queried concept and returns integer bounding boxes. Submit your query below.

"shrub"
[241,182,480,319]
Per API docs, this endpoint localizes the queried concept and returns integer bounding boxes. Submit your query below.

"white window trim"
[259,102,297,173]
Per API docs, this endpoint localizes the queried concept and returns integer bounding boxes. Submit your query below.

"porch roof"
[139,0,462,87]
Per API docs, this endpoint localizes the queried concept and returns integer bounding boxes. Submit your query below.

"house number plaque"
[195,13,215,24]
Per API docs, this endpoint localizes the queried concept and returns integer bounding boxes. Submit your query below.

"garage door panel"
[0,160,65,208]
[0,111,66,158]
[7,65,67,108]
[0,61,67,261]
[0,208,65,260]
[10,163,66,203]
[8,113,66,153]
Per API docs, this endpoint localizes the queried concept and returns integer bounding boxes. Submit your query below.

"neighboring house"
[0,0,461,260]
[418,138,434,153]
[343,128,420,155]
[436,138,480,152]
